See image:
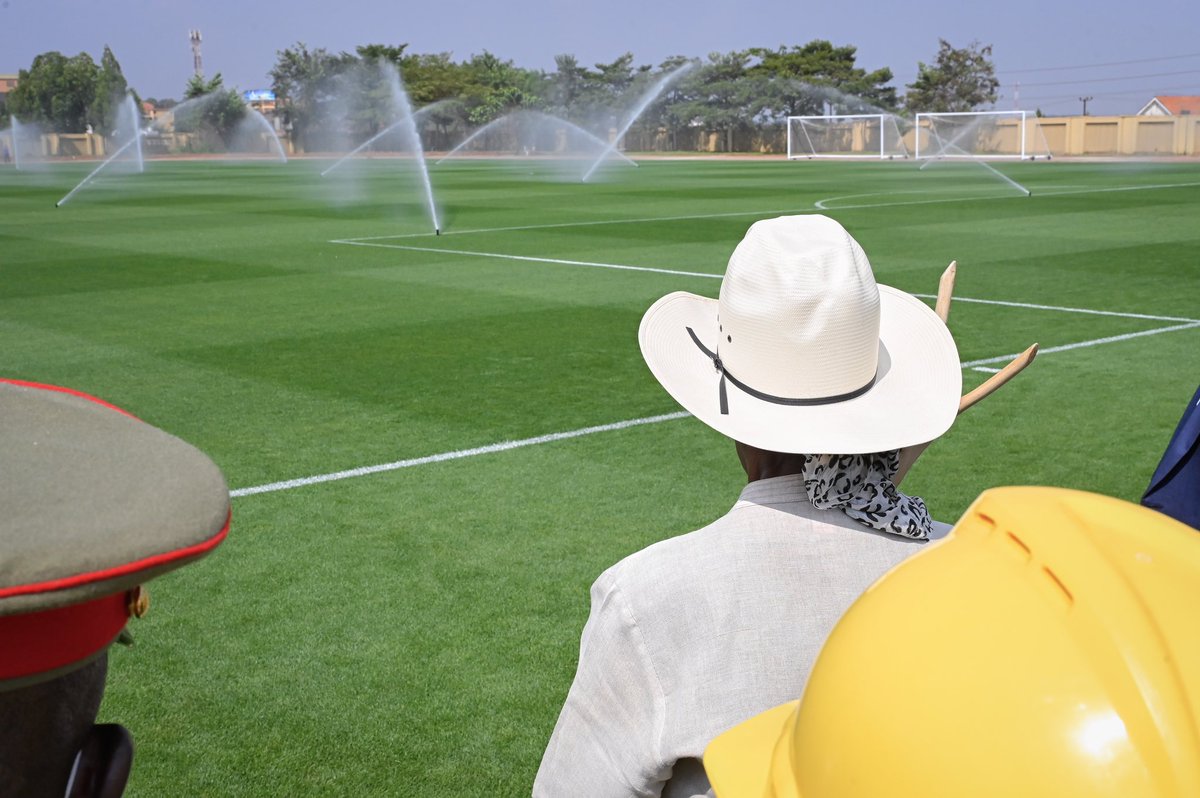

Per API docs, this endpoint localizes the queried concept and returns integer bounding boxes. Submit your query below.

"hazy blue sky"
[2,0,1197,116]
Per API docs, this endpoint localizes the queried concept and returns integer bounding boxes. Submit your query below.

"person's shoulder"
[594,510,742,597]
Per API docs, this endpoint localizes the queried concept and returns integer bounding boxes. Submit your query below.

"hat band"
[686,327,876,415]
[0,592,129,686]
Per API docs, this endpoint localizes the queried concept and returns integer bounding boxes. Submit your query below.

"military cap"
[0,380,230,689]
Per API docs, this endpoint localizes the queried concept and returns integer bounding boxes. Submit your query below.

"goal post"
[786,114,909,160]
[914,110,1052,160]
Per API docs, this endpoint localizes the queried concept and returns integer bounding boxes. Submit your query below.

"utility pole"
[1079,95,1093,116]
[189,29,203,77]
[1014,81,1020,110]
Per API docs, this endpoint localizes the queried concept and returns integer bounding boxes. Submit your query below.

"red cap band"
[0,592,129,682]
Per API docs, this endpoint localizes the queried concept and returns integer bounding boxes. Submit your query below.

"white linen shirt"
[534,473,950,798]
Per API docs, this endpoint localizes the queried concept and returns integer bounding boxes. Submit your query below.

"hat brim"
[704,700,800,798]
[638,286,961,454]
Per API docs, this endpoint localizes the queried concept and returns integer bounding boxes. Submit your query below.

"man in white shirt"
[535,215,962,797]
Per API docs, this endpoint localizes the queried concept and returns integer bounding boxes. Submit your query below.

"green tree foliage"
[659,52,765,151]
[345,44,411,140]
[629,55,696,150]
[545,52,656,129]
[262,38,903,154]
[400,52,463,105]
[461,51,541,125]
[7,51,100,132]
[547,54,588,117]
[904,39,999,113]
[90,45,130,136]
[356,43,409,66]
[174,73,247,148]
[399,53,467,148]
[747,40,898,116]
[270,42,356,151]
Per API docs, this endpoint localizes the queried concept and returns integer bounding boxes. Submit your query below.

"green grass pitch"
[3,154,1199,795]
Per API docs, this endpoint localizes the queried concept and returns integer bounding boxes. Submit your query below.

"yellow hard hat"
[704,486,1200,798]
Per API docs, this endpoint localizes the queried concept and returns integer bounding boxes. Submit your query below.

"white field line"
[972,366,1002,373]
[333,240,1199,324]
[814,180,1200,211]
[259,215,1200,499]
[330,206,808,242]
[332,240,723,280]
[911,293,1200,324]
[961,322,1200,368]
[331,179,1200,243]
[231,322,1200,498]
[230,411,690,498]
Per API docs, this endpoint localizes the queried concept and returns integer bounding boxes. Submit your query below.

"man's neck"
[736,441,807,483]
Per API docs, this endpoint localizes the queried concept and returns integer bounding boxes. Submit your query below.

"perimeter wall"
[623,115,1199,156]
[1033,115,1197,156]
[7,114,1197,158]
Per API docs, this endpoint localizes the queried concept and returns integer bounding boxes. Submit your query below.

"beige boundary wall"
[1034,115,1198,156]
[903,115,1197,158]
[626,114,1199,157]
[0,132,109,158]
[8,115,1197,158]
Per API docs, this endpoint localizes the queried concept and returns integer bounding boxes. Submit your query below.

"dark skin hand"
[735,440,808,483]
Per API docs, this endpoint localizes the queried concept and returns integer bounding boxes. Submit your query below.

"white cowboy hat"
[638,215,961,454]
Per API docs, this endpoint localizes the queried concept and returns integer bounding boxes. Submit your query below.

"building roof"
[1139,95,1200,116]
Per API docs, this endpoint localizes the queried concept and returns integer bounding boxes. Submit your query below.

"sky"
[2,0,1198,117]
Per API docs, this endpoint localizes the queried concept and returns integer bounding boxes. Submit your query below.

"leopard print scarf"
[800,451,932,539]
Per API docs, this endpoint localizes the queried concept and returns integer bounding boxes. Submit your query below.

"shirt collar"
[734,473,811,508]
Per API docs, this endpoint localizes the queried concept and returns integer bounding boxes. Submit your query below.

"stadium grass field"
[3,154,1199,795]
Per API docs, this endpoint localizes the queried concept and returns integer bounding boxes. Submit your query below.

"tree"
[658,52,761,152]
[90,45,130,136]
[748,40,898,119]
[356,43,408,66]
[7,51,99,132]
[270,42,356,151]
[174,73,246,149]
[904,40,999,113]
[548,54,588,117]
[345,45,411,140]
[401,52,463,105]
[399,52,468,149]
[460,51,541,126]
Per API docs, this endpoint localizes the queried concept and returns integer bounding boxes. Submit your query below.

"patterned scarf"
[800,451,933,540]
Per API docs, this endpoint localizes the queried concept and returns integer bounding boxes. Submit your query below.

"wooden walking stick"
[895,262,1037,484]
[959,344,1039,414]
[935,261,956,323]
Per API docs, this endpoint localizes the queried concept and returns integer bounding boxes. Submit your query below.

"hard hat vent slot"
[1005,531,1032,562]
[1041,567,1074,605]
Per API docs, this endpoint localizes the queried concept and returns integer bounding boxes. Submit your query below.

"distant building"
[0,74,18,106]
[1137,96,1200,116]
[142,101,157,122]
[243,89,277,114]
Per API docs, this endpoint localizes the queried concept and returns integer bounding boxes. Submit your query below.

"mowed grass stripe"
[2,158,1198,797]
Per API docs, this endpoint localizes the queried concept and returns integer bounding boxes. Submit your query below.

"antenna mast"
[189,29,203,77]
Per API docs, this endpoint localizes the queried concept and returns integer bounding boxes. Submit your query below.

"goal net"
[914,111,1052,160]
[787,114,909,159]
